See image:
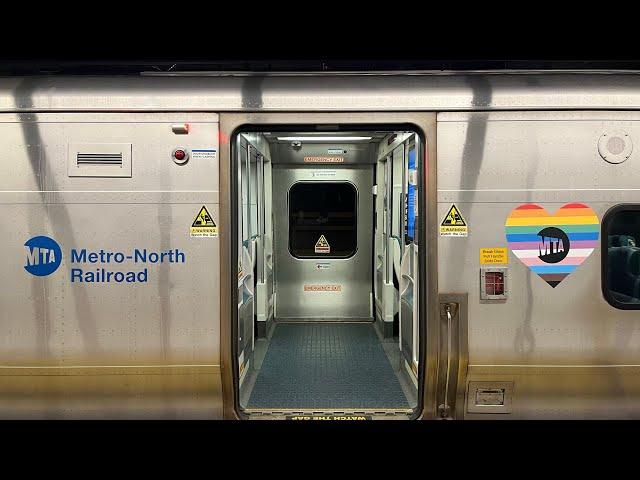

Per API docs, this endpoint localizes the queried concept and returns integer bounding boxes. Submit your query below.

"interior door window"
[288,182,357,259]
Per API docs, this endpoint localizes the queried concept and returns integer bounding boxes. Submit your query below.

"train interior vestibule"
[234,129,421,415]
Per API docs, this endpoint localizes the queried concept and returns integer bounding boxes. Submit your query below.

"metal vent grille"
[68,142,132,178]
[76,152,123,166]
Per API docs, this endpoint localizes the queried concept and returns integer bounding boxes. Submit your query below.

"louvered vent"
[76,152,124,166]
[68,143,132,178]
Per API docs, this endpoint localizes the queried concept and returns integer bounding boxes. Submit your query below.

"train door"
[375,137,420,377]
[272,167,373,320]
[401,143,420,378]
[236,138,255,385]
[375,155,394,335]
[223,115,436,420]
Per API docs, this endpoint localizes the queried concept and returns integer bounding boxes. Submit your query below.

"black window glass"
[603,206,640,309]
[289,182,357,258]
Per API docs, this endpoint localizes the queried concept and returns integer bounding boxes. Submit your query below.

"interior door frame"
[219,112,438,419]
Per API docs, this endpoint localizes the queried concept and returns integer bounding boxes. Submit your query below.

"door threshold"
[243,408,415,420]
[273,318,375,323]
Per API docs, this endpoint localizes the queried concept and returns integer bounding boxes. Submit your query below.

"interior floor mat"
[247,322,410,409]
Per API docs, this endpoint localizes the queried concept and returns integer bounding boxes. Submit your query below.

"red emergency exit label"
[303,284,342,292]
[304,156,344,163]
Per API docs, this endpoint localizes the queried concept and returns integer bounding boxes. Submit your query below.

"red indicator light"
[174,149,186,160]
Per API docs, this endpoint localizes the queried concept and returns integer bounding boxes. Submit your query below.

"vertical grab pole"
[257,153,265,284]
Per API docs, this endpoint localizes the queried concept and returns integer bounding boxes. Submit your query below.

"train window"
[289,182,357,258]
[602,205,640,309]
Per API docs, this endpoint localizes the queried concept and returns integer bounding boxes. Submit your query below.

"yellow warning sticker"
[315,234,330,253]
[190,205,218,238]
[480,247,509,265]
[440,204,468,237]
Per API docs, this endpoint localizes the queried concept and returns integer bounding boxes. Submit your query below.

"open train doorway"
[232,125,425,419]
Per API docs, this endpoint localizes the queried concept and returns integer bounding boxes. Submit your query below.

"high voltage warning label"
[440,204,468,237]
[315,235,330,253]
[190,205,218,238]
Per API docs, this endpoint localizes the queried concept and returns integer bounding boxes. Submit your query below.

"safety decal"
[286,415,371,420]
[505,203,599,288]
[480,247,509,265]
[315,235,330,253]
[315,262,331,270]
[190,205,218,238]
[440,204,468,237]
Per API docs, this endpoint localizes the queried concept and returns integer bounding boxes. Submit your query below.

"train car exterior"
[1,72,639,419]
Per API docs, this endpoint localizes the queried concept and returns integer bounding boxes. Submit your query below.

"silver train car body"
[1,71,640,419]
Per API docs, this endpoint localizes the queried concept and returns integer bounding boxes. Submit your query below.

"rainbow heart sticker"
[505,203,599,287]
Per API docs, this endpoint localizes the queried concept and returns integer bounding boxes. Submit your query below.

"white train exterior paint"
[0,72,639,418]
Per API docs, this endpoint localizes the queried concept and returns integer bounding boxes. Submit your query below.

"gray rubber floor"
[247,323,410,409]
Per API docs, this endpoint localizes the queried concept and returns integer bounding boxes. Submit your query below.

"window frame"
[601,203,640,310]
[287,180,359,260]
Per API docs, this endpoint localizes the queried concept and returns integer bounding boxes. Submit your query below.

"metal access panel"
[0,112,221,418]
[272,165,374,319]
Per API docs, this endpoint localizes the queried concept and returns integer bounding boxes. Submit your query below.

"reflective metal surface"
[0,112,220,418]
[438,111,640,418]
[465,366,640,419]
[0,365,222,419]
[4,73,640,112]
[272,165,373,319]
[7,72,638,418]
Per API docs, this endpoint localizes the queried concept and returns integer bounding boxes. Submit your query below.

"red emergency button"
[172,147,189,165]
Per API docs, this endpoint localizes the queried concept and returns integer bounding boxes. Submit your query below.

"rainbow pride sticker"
[505,203,599,288]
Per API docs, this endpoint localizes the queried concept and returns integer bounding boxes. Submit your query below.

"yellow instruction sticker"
[480,247,509,265]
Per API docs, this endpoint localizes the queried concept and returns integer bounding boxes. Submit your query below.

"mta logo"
[24,236,62,276]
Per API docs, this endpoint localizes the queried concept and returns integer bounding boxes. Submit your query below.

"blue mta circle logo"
[24,236,62,276]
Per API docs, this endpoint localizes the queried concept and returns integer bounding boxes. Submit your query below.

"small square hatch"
[467,381,513,414]
[68,143,132,178]
[480,267,508,301]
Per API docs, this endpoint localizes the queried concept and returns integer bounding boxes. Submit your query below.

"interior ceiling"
[262,131,392,144]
